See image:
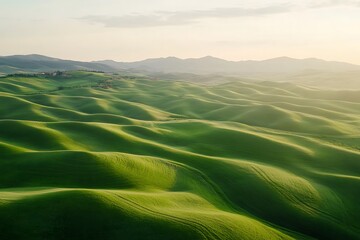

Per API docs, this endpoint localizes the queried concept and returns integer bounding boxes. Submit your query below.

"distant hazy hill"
[0,54,116,74]
[1,54,360,89]
[96,56,360,74]
[96,56,360,89]
[2,54,359,75]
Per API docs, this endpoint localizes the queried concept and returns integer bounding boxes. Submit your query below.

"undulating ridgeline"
[0,71,359,239]
[2,55,360,90]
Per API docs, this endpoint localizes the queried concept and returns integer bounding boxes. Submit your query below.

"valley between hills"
[0,71,359,239]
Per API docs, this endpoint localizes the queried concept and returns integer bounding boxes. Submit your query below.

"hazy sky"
[1,0,360,63]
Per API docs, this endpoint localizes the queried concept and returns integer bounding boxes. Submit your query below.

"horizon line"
[1,53,360,66]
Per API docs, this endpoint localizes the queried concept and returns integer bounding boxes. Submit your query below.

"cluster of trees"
[7,70,106,78]
[7,71,66,77]
[77,70,105,73]
[7,73,39,77]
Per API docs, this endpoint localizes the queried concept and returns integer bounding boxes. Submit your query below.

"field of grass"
[0,71,359,239]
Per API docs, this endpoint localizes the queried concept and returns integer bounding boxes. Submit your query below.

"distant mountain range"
[0,54,115,74]
[96,56,360,74]
[1,54,360,75]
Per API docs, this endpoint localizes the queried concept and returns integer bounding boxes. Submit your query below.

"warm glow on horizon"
[1,0,360,64]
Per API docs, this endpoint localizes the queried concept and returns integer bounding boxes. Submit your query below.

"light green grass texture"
[0,72,359,240]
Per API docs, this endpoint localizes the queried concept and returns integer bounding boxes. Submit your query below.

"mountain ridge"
[1,54,360,89]
[1,54,360,75]
[99,55,360,74]
[0,54,117,74]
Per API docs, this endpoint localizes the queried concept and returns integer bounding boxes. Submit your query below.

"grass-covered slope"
[0,71,359,240]
[0,54,116,74]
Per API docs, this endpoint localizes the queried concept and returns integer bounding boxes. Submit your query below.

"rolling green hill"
[0,55,116,75]
[0,71,359,240]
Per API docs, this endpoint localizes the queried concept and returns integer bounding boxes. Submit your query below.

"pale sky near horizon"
[0,0,360,63]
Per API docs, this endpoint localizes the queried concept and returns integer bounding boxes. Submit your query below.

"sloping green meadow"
[0,72,359,239]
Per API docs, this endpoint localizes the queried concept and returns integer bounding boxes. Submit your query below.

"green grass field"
[0,71,359,239]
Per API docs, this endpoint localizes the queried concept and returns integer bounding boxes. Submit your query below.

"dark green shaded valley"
[0,71,359,240]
